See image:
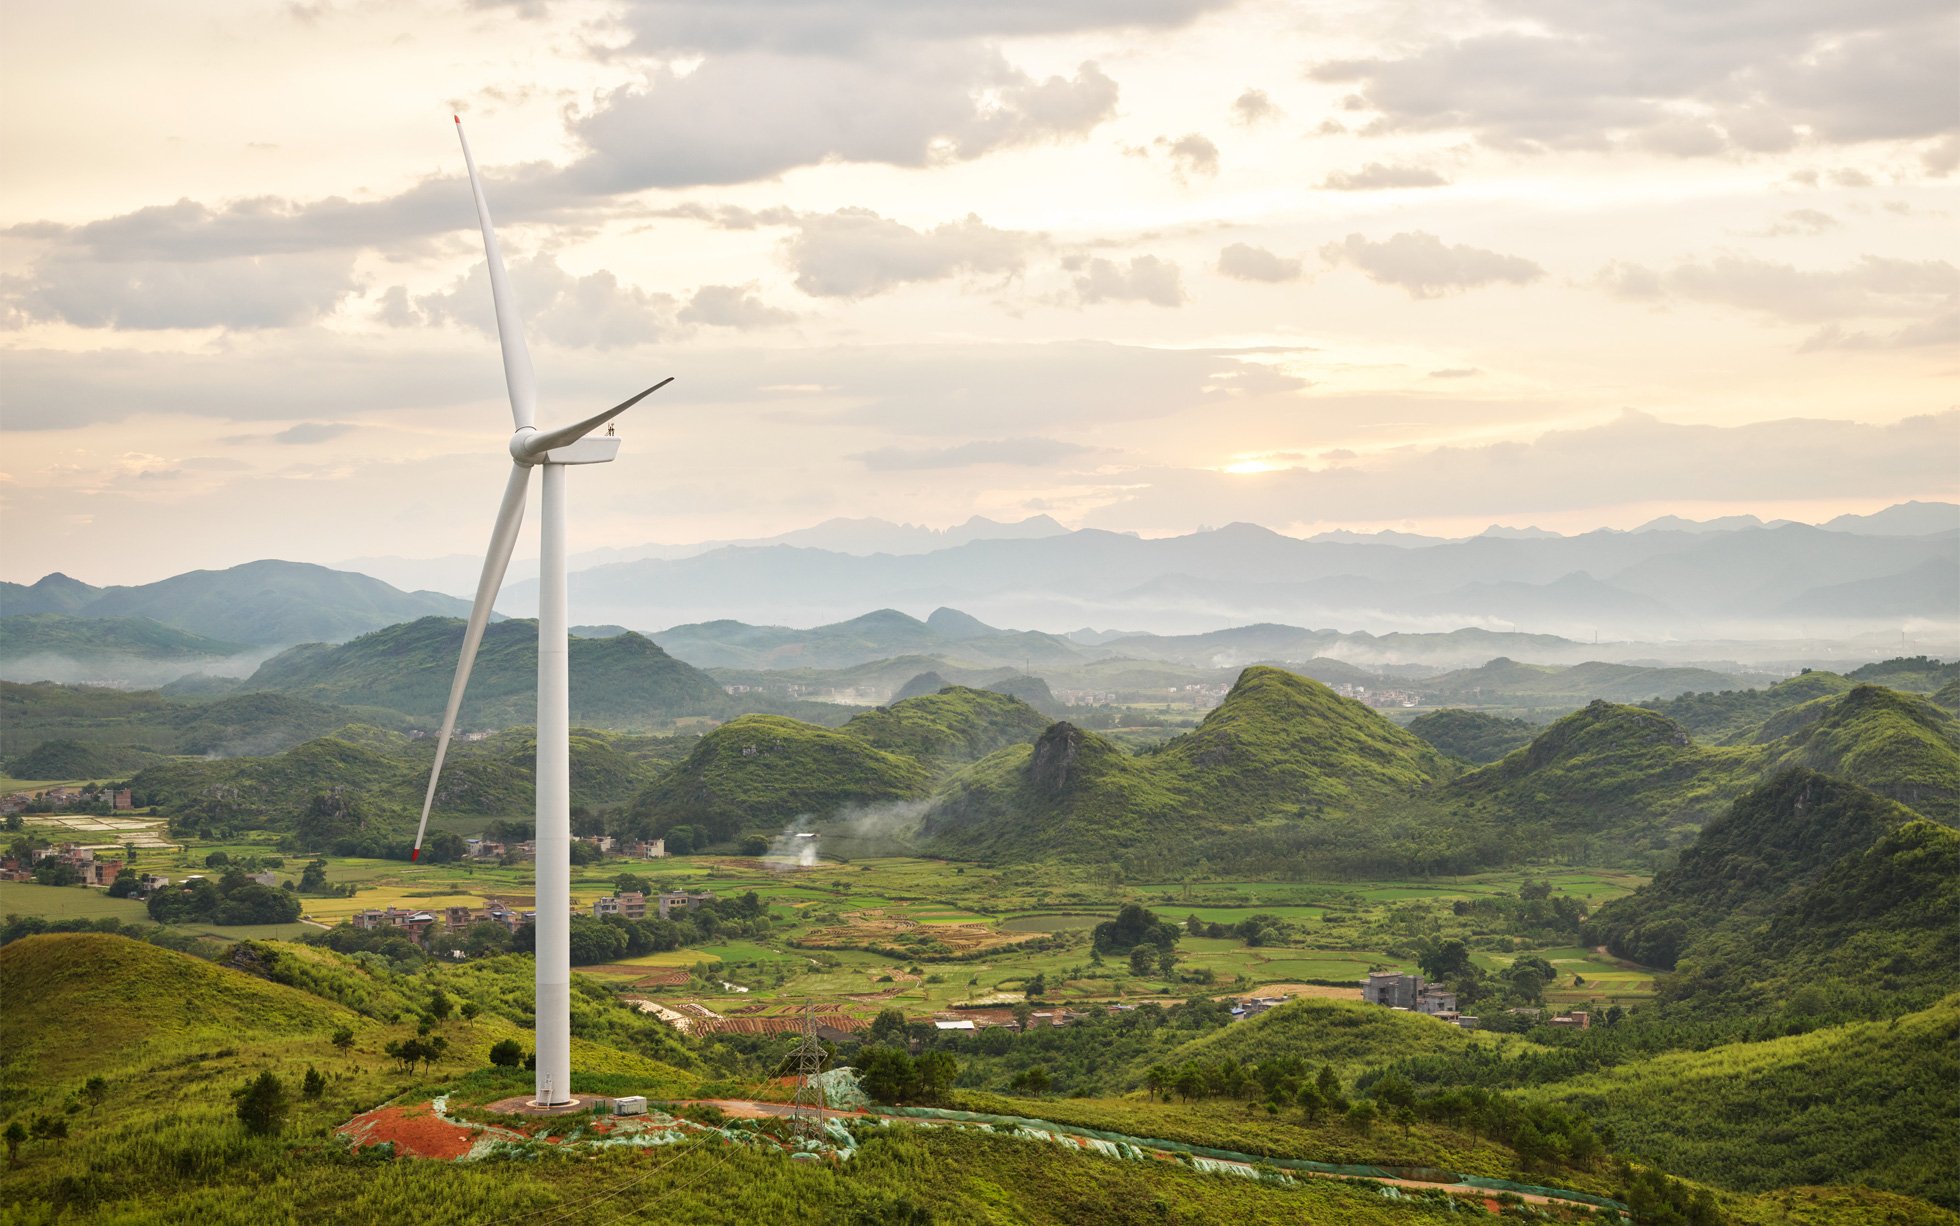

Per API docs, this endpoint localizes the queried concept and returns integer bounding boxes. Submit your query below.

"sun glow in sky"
[0,0,1955,583]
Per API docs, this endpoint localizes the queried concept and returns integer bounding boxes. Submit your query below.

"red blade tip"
[410,847,421,861]
[453,115,461,124]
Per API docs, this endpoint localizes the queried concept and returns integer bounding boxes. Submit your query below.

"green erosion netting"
[877,1106,1627,1211]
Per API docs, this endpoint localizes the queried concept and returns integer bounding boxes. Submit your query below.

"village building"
[1546,1009,1592,1030]
[592,891,649,921]
[657,890,715,919]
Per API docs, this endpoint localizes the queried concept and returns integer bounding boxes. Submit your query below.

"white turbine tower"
[410,116,671,1108]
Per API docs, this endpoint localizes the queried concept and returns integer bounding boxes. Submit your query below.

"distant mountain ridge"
[0,561,474,647]
[487,509,1959,641]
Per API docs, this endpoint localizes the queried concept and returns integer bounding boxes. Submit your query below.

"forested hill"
[1585,770,1959,1019]
[920,667,1453,861]
[241,617,727,728]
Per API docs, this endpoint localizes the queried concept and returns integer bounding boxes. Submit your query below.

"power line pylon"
[788,1000,827,1143]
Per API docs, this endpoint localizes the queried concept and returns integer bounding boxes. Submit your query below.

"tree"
[489,1039,524,1068]
[1345,1100,1377,1135]
[1129,946,1156,976]
[1157,948,1178,979]
[460,1001,481,1021]
[107,874,141,898]
[1418,939,1475,982]
[32,860,80,887]
[1315,1065,1345,1112]
[1011,1002,1034,1032]
[664,826,695,856]
[331,1026,355,1051]
[1172,1065,1206,1101]
[301,1066,326,1098]
[82,1077,107,1109]
[427,988,453,1022]
[867,1008,908,1046]
[3,1121,22,1167]
[1144,1064,1173,1101]
[1024,973,1047,998]
[1296,1083,1325,1124]
[568,840,601,866]
[740,835,771,857]
[1010,1066,1051,1094]
[233,1072,289,1136]
[613,872,653,896]
[27,1114,65,1148]
[205,851,230,868]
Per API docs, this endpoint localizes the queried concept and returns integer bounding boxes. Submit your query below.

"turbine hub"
[509,427,540,465]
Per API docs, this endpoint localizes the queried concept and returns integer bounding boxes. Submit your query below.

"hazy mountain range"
[486,503,1958,642]
[3,503,1953,690]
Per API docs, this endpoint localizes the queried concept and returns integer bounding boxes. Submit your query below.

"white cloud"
[572,52,1118,191]
[679,285,797,329]
[1159,133,1220,181]
[5,248,359,330]
[414,255,677,349]
[1320,163,1450,190]
[1322,232,1543,298]
[1216,243,1304,283]
[1601,253,1959,324]
[604,0,1234,55]
[1066,255,1187,307]
[1310,0,1956,157]
[1230,88,1279,126]
[783,209,1034,299]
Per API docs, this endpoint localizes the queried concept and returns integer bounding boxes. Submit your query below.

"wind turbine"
[409,116,672,1108]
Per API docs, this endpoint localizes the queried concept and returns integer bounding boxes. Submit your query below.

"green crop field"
[0,882,151,922]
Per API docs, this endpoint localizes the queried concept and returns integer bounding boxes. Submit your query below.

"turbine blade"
[519,378,674,458]
[411,462,533,860]
[455,116,537,431]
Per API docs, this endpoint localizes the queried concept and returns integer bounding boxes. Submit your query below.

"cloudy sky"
[3,0,1955,585]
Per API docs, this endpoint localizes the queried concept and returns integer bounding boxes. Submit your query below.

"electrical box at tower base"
[612,1095,647,1115]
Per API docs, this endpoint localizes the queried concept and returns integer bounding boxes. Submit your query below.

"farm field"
[0,881,150,922]
[2,841,1659,1022]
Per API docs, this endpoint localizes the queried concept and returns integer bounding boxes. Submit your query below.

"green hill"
[985,673,1062,714]
[1162,996,1514,1079]
[892,670,952,702]
[243,616,727,728]
[0,932,350,1085]
[628,714,934,844]
[1756,685,1960,822]
[128,723,671,844]
[842,686,1052,770]
[1642,671,1857,743]
[7,737,163,780]
[1406,709,1538,763]
[1421,658,1757,705]
[1527,994,1960,1209]
[923,722,1182,858]
[923,667,1451,860]
[1845,655,1960,693]
[0,680,411,763]
[0,612,248,663]
[1935,679,1960,713]
[1446,701,1761,854]
[1582,770,1960,1026]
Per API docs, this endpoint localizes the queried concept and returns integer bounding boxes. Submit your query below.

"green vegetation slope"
[243,616,727,727]
[628,714,934,843]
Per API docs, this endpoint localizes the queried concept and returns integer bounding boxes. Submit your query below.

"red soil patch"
[337,1104,477,1161]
